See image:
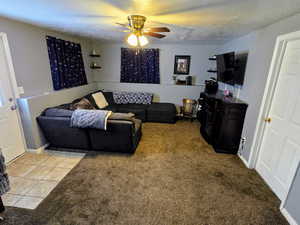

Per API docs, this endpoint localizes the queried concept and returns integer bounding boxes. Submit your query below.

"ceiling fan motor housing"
[128,15,146,31]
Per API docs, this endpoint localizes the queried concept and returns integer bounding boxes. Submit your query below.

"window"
[120,48,160,84]
[46,36,87,90]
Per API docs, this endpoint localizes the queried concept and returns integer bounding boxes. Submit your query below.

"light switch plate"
[18,86,24,94]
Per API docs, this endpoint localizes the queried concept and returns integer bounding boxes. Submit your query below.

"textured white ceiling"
[1,0,300,44]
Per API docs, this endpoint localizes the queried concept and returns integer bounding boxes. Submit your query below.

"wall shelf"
[207,70,217,73]
[90,66,102,69]
[89,54,101,57]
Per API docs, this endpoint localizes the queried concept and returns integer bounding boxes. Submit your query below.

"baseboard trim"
[281,207,298,225]
[27,143,49,154]
[238,153,250,168]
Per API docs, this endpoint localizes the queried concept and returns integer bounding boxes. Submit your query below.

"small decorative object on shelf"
[209,55,216,60]
[172,75,177,84]
[207,70,217,73]
[89,49,101,57]
[90,62,101,69]
[174,75,193,85]
[207,55,217,74]
[89,49,101,69]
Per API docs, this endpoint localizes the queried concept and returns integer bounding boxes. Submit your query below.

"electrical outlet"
[241,137,246,143]
[18,86,24,95]
[239,137,246,155]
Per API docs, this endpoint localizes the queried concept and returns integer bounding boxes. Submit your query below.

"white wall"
[216,12,300,162]
[18,83,98,149]
[0,16,94,98]
[97,82,204,106]
[0,16,98,150]
[92,42,218,105]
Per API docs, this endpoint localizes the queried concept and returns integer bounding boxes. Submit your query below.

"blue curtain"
[121,48,160,84]
[46,36,87,90]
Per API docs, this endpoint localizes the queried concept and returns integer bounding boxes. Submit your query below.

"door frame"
[280,161,300,225]
[0,32,27,156]
[0,33,20,99]
[249,30,300,169]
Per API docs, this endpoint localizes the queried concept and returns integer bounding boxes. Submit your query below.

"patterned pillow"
[113,92,153,104]
[72,98,95,110]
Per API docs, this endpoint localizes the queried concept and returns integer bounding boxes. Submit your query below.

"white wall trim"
[238,153,250,168]
[279,162,300,225]
[280,207,298,225]
[0,32,20,98]
[248,30,300,169]
[27,143,49,154]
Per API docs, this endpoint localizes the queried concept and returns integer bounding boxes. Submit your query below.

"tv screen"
[234,53,248,85]
[216,52,235,85]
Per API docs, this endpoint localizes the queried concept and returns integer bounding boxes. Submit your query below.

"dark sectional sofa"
[37,90,177,153]
[99,91,177,123]
[38,109,142,153]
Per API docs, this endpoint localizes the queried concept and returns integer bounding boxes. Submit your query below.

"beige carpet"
[3,121,288,225]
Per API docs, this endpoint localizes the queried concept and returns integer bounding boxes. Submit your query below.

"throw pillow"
[73,98,95,110]
[92,92,109,109]
[109,112,135,121]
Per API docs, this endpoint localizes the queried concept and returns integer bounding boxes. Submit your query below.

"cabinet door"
[214,105,246,153]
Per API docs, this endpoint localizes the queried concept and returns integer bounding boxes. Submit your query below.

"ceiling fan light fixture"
[118,15,170,46]
[138,35,149,46]
[127,33,138,46]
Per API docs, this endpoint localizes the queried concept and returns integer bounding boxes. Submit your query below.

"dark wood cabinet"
[198,91,248,154]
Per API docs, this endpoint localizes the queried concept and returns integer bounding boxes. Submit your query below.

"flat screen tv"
[216,51,248,85]
[234,53,248,85]
[216,52,235,85]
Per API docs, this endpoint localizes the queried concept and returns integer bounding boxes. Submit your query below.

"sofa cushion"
[147,103,177,123]
[43,108,73,117]
[103,105,118,112]
[37,116,90,149]
[109,112,135,121]
[132,118,142,132]
[56,103,74,110]
[44,108,73,117]
[72,98,96,110]
[72,90,101,109]
[102,92,115,105]
[116,104,147,122]
[147,103,176,112]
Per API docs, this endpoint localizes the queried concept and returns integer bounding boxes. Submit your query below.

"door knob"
[264,117,271,123]
[10,105,17,111]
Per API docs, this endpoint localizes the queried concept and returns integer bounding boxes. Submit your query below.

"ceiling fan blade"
[146,27,170,32]
[144,32,166,39]
[116,22,129,27]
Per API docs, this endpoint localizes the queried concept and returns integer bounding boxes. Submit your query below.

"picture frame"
[174,55,191,75]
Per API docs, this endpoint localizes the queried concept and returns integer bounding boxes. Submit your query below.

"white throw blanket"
[70,109,112,130]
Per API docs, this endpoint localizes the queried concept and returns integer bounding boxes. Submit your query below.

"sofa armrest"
[88,119,140,153]
[37,116,91,149]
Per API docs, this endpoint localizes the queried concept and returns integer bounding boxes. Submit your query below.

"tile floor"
[2,150,85,210]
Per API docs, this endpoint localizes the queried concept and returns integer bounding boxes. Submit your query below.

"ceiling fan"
[117,15,170,47]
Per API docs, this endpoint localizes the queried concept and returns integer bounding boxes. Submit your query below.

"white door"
[0,34,25,163]
[256,38,300,200]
